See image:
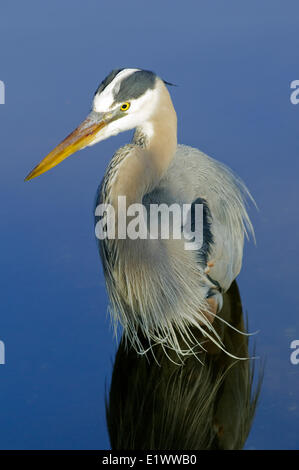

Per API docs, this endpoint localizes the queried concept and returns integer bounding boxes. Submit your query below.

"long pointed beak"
[25,113,107,181]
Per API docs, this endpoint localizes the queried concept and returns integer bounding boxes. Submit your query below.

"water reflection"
[107,281,263,450]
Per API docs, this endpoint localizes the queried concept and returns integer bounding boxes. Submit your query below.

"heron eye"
[120,102,130,111]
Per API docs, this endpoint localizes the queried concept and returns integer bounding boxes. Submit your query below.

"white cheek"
[87,121,122,146]
[89,87,160,145]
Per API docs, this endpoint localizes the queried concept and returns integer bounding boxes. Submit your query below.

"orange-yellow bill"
[25,117,107,181]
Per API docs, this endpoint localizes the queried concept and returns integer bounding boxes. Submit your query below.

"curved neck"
[110,83,177,206]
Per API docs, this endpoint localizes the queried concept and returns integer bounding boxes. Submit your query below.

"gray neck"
[110,82,177,206]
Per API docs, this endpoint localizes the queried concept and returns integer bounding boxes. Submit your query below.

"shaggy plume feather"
[96,144,255,360]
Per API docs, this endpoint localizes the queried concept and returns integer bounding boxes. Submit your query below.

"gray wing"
[143,144,254,293]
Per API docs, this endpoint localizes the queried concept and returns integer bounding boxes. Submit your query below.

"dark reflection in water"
[107,281,263,450]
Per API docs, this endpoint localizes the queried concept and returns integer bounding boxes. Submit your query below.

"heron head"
[25,68,168,181]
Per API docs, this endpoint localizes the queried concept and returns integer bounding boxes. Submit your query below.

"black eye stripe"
[113,70,156,102]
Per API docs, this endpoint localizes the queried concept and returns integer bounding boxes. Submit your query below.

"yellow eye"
[120,102,130,111]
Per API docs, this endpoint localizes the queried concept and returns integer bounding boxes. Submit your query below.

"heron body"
[26,68,254,357]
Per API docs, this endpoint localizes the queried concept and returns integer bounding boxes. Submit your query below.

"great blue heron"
[25,68,254,358]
